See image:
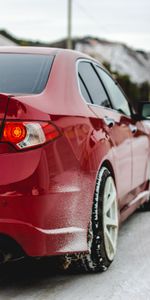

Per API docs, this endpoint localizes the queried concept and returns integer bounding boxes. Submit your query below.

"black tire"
[138,180,150,212]
[139,197,150,211]
[61,167,119,273]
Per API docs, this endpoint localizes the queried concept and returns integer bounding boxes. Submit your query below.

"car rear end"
[0,49,88,262]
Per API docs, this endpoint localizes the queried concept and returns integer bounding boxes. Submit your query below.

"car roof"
[0,46,63,55]
[0,46,101,64]
[0,46,87,57]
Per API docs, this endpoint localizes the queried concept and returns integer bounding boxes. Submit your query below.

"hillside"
[0,30,150,86]
[75,37,150,84]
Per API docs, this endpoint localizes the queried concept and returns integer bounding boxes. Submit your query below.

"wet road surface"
[0,211,150,300]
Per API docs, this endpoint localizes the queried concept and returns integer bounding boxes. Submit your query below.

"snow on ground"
[0,211,150,299]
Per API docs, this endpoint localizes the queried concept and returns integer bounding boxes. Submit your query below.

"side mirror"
[136,102,150,120]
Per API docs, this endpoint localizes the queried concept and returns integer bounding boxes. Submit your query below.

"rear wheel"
[139,196,150,211]
[139,180,150,211]
[62,167,119,273]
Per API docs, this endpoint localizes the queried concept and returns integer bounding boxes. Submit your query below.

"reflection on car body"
[0,47,149,272]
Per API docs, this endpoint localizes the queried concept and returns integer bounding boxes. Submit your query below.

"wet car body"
[0,47,149,263]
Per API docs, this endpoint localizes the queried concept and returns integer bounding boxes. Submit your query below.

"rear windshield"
[0,53,54,94]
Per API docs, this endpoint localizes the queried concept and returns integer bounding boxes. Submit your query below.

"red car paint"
[0,47,149,258]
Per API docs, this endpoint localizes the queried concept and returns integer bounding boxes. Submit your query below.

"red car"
[0,47,149,272]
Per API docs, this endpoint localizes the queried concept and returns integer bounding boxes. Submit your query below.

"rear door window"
[0,54,54,94]
[78,73,92,103]
[78,61,110,107]
[95,66,131,116]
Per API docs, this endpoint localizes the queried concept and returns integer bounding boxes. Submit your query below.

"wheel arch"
[0,233,25,263]
[101,160,116,185]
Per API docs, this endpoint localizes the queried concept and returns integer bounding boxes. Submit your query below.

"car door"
[95,65,150,195]
[77,60,133,206]
[129,119,150,191]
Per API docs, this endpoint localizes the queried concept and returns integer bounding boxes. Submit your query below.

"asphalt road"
[0,211,150,300]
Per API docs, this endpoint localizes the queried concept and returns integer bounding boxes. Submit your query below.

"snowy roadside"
[0,212,150,300]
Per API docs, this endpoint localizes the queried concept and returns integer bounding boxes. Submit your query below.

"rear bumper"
[0,218,87,256]
[0,139,94,257]
[0,186,89,257]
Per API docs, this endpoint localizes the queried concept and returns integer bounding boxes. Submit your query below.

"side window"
[95,66,131,116]
[78,74,91,103]
[78,61,110,107]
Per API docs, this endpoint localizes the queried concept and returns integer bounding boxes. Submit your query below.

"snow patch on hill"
[75,38,150,84]
[0,34,18,46]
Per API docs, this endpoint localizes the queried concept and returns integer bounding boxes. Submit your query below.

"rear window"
[0,53,54,94]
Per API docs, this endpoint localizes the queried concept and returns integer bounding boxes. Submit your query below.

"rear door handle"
[129,124,137,134]
[104,116,115,128]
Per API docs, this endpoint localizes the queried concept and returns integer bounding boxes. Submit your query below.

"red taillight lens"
[42,122,60,141]
[3,123,26,143]
[1,121,60,150]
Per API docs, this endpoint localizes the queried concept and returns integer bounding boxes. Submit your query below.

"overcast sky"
[1,0,150,51]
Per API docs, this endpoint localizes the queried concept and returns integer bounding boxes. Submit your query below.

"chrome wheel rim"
[103,176,119,261]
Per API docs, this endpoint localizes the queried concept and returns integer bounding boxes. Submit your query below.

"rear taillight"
[1,121,60,150]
